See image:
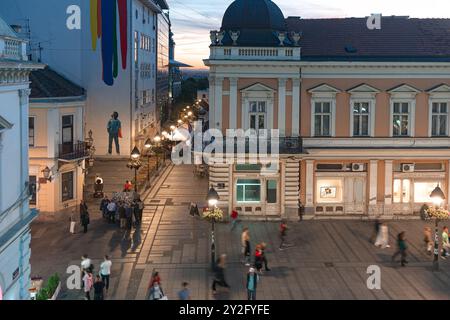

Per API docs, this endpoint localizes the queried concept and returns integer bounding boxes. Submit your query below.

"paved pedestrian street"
[30,165,450,300]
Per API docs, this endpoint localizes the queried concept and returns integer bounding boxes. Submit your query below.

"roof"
[29,67,85,100]
[0,15,18,38]
[170,59,192,68]
[220,0,289,47]
[286,16,450,61]
[154,0,169,10]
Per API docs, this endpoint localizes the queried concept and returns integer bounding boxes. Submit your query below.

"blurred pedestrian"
[178,282,191,300]
[279,221,288,250]
[260,242,271,271]
[375,223,390,248]
[254,244,263,274]
[212,254,230,295]
[100,196,110,219]
[442,226,450,258]
[246,267,259,300]
[230,208,239,231]
[370,218,381,243]
[125,203,133,230]
[93,275,105,300]
[79,200,89,234]
[69,209,77,234]
[119,202,126,229]
[149,271,161,288]
[124,180,133,192]
[100,255,112,291]
[83,270,93,300]
[424,227,433,255]
[392,232,408,267]
[107,200,117,224]
[241,228,251,266]
[149,282,165,300]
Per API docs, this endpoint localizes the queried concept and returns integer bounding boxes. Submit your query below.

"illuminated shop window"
[236,179,261,203]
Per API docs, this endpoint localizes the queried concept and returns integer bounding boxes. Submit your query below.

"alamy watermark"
[366,265,381,290]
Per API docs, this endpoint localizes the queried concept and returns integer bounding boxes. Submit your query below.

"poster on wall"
[107,112,122,155]
[320,186,337,199]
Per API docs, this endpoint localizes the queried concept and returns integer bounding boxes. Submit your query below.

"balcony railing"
[209,46,302,61]
[58,141,89,161]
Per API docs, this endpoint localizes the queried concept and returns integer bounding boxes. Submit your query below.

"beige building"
[28,67,88,215]
[205,0,450,220]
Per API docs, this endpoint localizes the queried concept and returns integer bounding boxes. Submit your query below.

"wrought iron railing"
[58,141,89,161]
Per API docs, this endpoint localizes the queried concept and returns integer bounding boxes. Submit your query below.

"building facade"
[205,0,450,220]
[28,67,87,215]
[0,0,169,156]
[156,7,170,124]
[0,16,43,300]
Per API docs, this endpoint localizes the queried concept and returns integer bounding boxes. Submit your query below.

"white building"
[0,0,170,156]
[0,16,43,300]
[28,67,87,215]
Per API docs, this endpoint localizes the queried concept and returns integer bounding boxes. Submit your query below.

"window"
[431,102,448,136]
[414,182,443,203]
[266,180,277,204]
[29,117,35,147]
[236,179,261,203]
[29,176,37,205]
[249,101,266,130]
[314,102,331,136]
[61,171,74,202]
[134,31,139,64]
[393,179,410,203]
[353,102,370,136]
[393,102,410,136]
[316,178,343,203]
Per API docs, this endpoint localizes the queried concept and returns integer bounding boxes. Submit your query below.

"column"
[278,79,286,136]
[305,160,314,215]
[384,160,393,216]
[229,78,238,129]
[280,160,286,218]
[292,78,300,137]
[208,77,215,130]
[214,77,224,130]
[368,160,378,216]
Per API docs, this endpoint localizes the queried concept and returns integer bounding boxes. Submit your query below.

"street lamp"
[207,185,220,269]
[430,184,446,271]
[131,146,141,159]
[153,134,162,174]
[41,166,52,182]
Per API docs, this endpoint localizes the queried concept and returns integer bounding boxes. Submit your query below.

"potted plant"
[35,273,61,300]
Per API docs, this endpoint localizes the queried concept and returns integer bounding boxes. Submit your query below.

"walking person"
[246,267,259,301]
[149,271,161,288]
[69,209,77,234]
[392,232,408,267]
[230,208,239,231]
[107,200,117,224]
[241,228,251,266]
[100,196,110,219]
[125,203,133,230]
[370,218,381,243]
[424,227,433,255]
[260,242,271,271]
[82,270,93,300]
[79,200,89,233]
[254,245,264,274]
[93,275,105,300]
[149,282,165,300]
[374,223,390,248]
[441,226,450,258]
[178,282,191,300]
[80,254,92,288]
[212,254,230,295]
[100,255,112,292]
[279,221,288,250]
[119,202,126,229]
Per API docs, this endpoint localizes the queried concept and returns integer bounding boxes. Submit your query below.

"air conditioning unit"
[351,163,365,172]
[402,164,415,173]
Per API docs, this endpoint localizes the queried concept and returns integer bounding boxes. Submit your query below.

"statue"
[210,30,218,45]
[291,32,302,46]
[217,31,225,46]
[277,31,286,46]
[229,30,240,46]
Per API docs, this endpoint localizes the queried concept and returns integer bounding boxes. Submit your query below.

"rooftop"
[29,67,86,100]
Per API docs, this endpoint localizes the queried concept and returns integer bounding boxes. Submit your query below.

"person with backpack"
[246,267,259,300]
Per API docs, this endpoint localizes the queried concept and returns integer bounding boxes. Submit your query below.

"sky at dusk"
[169,0,450,69]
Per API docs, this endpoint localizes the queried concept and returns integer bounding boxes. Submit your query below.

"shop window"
[236,179,261,203]
[393,179,410,203]
[266,180,277,203]
[414,182,443,203]
[316,178,343,203]
[61,171,74,202]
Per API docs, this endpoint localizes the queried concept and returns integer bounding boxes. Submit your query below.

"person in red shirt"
[254,245,263,273]
[123,180,133,192]
[230,209,239,231]
[279,221,288,250]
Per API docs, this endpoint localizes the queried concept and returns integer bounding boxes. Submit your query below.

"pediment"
[427,84,450,93]
[387,84,421,94]
[240,83,276,93]
[307,83,341,94]
[347,83,380,94]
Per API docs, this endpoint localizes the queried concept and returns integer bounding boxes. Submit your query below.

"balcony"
[209,46,301,61]
[58,141,89,161]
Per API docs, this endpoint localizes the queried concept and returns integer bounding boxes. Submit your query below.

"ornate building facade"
[0,16,43,300]
[205,0,450,220]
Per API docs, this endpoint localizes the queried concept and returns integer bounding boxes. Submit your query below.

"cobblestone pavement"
[30,165,450,300]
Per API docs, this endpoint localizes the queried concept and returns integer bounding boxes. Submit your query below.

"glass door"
[62,115,74,155]
[265,179,280,216]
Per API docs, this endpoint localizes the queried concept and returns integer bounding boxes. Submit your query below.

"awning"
[170,59,192,68]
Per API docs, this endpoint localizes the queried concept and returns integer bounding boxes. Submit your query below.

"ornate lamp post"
[127,146,141,193]
[41,166,52,182]
[428,184,447,271]
[144,138,153,183]
[206,185,220,269]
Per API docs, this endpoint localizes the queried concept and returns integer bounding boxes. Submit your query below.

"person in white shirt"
[80,254,92,288]
[107,201,117,224]
[100,255,112,291]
